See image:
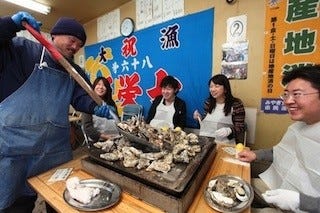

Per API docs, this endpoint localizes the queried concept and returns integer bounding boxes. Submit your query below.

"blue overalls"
[0,52,75,209]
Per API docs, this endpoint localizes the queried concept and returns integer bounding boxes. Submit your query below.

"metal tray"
[116,126,161,152]
[63,179,121,211]
[204,175,253,213]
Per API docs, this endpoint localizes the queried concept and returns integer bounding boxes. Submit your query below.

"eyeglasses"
[280,91,320,101]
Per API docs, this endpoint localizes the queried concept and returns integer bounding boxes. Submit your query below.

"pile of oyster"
[93,117,201,173]
[117,116,199,150]
[206,177,249,208]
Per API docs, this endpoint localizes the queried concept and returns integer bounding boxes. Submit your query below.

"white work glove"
[66,177,100,204]
[214,127,232,138]
[193,110,202,121]
[262,189,300,211]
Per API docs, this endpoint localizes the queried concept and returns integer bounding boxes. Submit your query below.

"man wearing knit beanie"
[50,17,87,59]
[51,17,86,45]
[1,11,114,213]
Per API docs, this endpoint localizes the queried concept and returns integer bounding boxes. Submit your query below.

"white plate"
[63,179,121,211]
[204,175,253,213]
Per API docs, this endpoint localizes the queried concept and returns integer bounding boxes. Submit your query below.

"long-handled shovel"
[22,21,119,122]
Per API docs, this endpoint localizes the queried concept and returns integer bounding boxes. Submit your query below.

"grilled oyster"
[146,160,171,173]
[100,150,122,161]
[96,120,202,173]
[136,158,151,170]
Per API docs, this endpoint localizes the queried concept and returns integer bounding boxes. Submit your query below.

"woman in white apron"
[82,77,119,142]
[146,75,186,129]
[193,74,245,144]
[237,65,320,212]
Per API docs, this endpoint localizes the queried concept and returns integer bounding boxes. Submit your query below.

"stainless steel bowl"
[204,175,253,213]
[63,179,121,211]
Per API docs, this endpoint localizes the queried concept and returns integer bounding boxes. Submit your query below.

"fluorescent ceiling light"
[4,0,51,15]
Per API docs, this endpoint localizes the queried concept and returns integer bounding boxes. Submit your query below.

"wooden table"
[28,144,251,213]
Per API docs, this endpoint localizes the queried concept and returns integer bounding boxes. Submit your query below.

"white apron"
[199,103,234,144]
[259,121,320,197]
[150,98,175,128]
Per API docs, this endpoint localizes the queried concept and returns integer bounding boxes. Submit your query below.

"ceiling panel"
[0,0,131,31]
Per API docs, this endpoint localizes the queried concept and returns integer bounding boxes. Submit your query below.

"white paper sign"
[48,168,73,182]
[226,15,247,43]
[97,9,120,42]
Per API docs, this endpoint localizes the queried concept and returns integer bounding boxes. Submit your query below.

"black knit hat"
[50,17,86,46]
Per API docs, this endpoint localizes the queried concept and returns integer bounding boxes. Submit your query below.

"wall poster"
[261,0,320,114]
[84,8,214,128]
[221,42,248,79]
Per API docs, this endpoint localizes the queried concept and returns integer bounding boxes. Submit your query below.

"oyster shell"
[136,158,151,170]
[163,153,173,164]
[186,133,199,144]
[96,121,202,173]
[129,146,142,156]
[209,191,234,207]
[208,179,217,189]
[146,160,171,173]
[140,151,166,160]
[101,140,115,152]
[123,157,138,167]
[122,146,139,167]
[235,186,248,202]
[173,149,190,163]
[100,150,122,161]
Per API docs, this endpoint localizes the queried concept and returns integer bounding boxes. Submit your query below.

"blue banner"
[261,98,287,114]
[84,8,214,128]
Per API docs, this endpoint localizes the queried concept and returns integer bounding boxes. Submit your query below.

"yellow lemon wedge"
[235,143,245,158]
[235,143,245,152]
[161,126,169,132]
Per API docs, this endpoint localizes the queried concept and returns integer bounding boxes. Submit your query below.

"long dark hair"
[92,77,118,112]
[205,74,235,116]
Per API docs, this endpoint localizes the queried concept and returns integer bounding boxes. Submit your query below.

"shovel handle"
[22,21,103,106]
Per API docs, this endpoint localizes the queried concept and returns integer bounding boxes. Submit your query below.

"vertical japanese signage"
[84,9,214,127]
[261,0,320,113]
